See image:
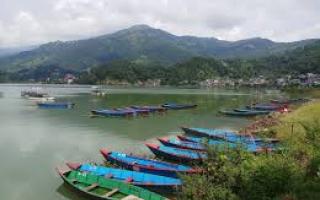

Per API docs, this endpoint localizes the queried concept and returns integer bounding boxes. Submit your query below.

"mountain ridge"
[0,24,318,72]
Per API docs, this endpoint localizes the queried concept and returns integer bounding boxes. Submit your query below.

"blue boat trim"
[100,149,200,178]
[161,103,197,110]
[146,143,207,163]
[37,102,74,109]
[67,162,182,187]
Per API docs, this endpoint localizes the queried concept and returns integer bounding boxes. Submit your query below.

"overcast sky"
[0,0,319,47]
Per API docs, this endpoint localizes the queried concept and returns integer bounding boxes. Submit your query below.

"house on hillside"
[64,74,76,84]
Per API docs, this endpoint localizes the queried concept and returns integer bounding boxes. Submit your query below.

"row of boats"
[56,127,280,200]
[21,88,198,115]
[219,98,309,117]
[91,103,197,117]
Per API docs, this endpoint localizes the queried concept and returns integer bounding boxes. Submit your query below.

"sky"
[0,0,319,47]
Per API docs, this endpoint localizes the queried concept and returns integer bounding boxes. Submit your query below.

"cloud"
[0,0,319,47]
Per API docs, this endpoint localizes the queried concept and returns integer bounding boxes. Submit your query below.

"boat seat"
[103,188,119,197]
[121,195,143,200]
[105,174,113,178]
[69,179,77,183]
[83,183,98,191]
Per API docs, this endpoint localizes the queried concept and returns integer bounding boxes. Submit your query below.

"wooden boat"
[219,109,270,116]
[21,89,48,98]
[178,134,279,145]
[145,143,207,163]
[56,164,168,200]
[27,96,56,101]
[37,102,74,109]
[161,103,197,110]
[181,127,260,144]
[270,98,310,104]
[115,108,150,115]
[91,86,107,96]
[67,162,182,189]
[130,106,166,112]
[158,137,206,151]
[100,149,200,178]
[177,135,275,152]
[246,104,283,111]
[181,127,240,140]
[91,109,135,117]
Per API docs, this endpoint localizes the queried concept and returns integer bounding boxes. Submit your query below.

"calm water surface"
[0,84,283,200]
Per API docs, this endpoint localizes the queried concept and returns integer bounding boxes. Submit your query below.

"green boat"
[56,165,169,200]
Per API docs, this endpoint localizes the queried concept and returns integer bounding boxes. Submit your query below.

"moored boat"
[246,104,284,111]
[161,103,197,110]
[37,102,74,109]
[100,149,200,178]
[270,98,310,104]
[181,127,241,141]
[178,134,279,146]
[67,162,182,189]
[158,137,206,151]
[145,143,207,163]
[91,86,107,96]
[56,164,168,200]
[115,107,151,115]
[21,88,56,101]
[219,109,270,116]
[130,106,167,112]
[91,109,135,117]
[177,135,276,152]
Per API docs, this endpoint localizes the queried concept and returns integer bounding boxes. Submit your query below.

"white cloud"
[0,0,319,47]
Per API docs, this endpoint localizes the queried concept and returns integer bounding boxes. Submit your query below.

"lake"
[0,84,283,200]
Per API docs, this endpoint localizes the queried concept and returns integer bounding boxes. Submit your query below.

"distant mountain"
[0,46,37,58]
[0,24,317,72]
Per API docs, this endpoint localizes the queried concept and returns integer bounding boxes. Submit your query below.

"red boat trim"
[66,162,82,170]
[158,137,169,142]
[100,148,111,157]
[145,143,159,149]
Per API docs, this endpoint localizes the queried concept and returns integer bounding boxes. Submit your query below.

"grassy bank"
[180,100,320,200]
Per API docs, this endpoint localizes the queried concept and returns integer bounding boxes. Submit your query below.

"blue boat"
[67,162,182,189]
[246,104,283,111]
[91,109,134,117]
[181,127,253,143]
[177,135,276,152]
[115,107,150,115]
[145,143,207,163]
[100,149,200,178]
[158,137,206,151]
[130,105,167,112]
[37,102,74,109]
[270,98,310,105]
[161,103,197,110]
[220,109,270,116]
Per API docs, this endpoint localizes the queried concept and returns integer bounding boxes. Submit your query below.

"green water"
[0,84,283,200]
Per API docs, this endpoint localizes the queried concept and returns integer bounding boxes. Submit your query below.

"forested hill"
[0,24,317,72]
[72,40,320,85]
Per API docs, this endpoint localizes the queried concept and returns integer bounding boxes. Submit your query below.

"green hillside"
[0,25,317,72]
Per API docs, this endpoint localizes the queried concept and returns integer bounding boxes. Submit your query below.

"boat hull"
[220,110,270,116]
[181,127,235,140]
[100,150,197,178]
[146,143,205,163]
[158,137,205,151]
[91,110,133,117]
[56,165,168,200]
[69,162,182,190]
[161,104,197,110]
[37,102,74,109]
